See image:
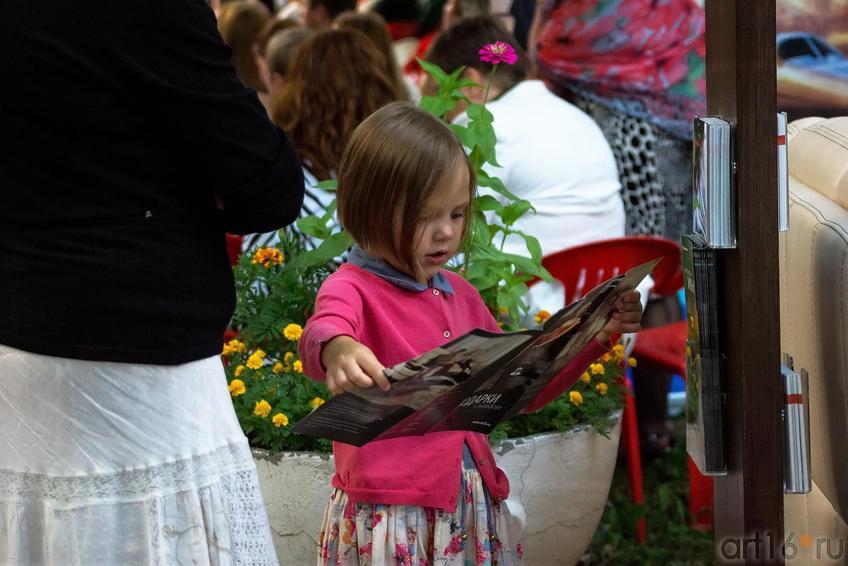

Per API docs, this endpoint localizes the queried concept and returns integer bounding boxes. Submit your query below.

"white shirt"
[455,80,625,257]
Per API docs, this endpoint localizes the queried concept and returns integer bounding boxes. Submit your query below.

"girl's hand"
[321,336,390,395]
[595,290,643,344]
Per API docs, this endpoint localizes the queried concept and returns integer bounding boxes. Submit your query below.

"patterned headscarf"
[536,0,706,140]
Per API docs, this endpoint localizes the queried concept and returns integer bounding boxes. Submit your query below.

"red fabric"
[226,233,243,266]
[386,20,418,41]
[404,30,437,75]
[300,263,604,510]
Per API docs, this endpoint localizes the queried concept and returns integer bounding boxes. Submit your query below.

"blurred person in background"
[335,10,417,101]
[253,17,301,108]
[262,26,315,99]
[303,0,356,30]
[425,16,624,259]
[533,0,707,454]
[218,0,273,104]
[249,29,397,250]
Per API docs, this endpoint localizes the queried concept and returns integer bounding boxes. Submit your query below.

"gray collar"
[347,246,454,294]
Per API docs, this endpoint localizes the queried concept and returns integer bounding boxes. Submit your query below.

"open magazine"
[292,259,659,446]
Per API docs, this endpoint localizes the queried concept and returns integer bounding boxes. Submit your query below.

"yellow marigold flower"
[602,353,613,363]
[228,379,246,397]
[234,364,246,377]
[246,349,266,370]
[272,362,284,374]
[283,323,303,341]
[221,339,247,356]
[309,397,325,410]
[613,343,626,361]
[580,372,591,384]
[569,390,584,406]
[284,352,296,363]
[254,399,272,418]
[596,382,609,396]
[272,412,289,427]
[251,247,284,268]
[590,362,605,375]
[293,360,303,373]
[534,310,552,325]
[628,357,638,367]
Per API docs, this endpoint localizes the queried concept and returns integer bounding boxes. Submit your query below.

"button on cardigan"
[300,263,605,511]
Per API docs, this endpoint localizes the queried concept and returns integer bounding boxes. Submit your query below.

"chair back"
[540,236,683,303]
[782,116,848,543]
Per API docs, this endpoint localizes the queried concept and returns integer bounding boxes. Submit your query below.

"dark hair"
[372,0,420,22]
[270,29,397,180]
[335,11,409,100]
[265,27,313,77]
[426,16,526,92]
[337,102,476,279]
[217,0,271,92]
[308,0,357,20]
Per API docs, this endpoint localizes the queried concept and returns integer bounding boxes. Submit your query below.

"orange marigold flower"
[251,247,284,268]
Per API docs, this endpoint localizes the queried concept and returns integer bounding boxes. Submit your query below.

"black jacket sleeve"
[132,0,305,234]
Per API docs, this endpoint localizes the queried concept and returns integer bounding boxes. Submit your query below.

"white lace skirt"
[0,344,278,566]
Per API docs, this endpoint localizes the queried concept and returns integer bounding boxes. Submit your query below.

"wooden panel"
[705,1,785,564]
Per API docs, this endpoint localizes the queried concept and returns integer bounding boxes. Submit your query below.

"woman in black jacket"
[0,1,304,563]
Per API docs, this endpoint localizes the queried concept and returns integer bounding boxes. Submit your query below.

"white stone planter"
[493,412,622,566]
[254,412,621,565]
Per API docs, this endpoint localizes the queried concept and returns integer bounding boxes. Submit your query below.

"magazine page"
[291,330,535,446]
[293,259,658,444]
[499,258,659,420]
[439,259,659,426]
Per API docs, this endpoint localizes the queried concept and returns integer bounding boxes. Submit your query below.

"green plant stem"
[482,64,499,105]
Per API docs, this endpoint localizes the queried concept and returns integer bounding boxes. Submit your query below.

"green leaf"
[416,58,450,84]
[296,215,331,239]
[321,199,337,222]
[477,170,519,201]
[474,194,503,213]
[500,199,533,226]
[420,95,457,118]
[314,179,337,191]
[463,103,500,167]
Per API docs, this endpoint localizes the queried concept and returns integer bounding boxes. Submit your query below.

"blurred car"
[777,31,848,117]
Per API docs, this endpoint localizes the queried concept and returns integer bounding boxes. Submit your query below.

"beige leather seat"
[782,116,848,563]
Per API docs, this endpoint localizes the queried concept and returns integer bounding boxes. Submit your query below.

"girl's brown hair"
[270,29,397,180]
[334,11,409,101]
[217,0,271,93]
[337,102,476,279]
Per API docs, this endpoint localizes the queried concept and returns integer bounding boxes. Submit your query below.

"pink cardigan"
[300,263,605,511]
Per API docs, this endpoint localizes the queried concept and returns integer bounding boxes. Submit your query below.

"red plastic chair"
[226,234,243,266]
[534,236,712,540]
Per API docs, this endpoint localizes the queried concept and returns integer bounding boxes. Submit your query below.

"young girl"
[300,102,643,565]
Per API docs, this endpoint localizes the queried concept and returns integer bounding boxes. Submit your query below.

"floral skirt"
[0,344,278,566]
[317,467,523,566]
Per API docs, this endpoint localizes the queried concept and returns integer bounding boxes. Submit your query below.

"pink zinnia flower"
[478,41,518,65]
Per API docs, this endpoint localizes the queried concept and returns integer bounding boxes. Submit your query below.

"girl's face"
[411,159,470,283]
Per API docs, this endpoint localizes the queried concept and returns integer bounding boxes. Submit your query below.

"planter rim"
[491,409,623,453]
[251,409,622,460]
